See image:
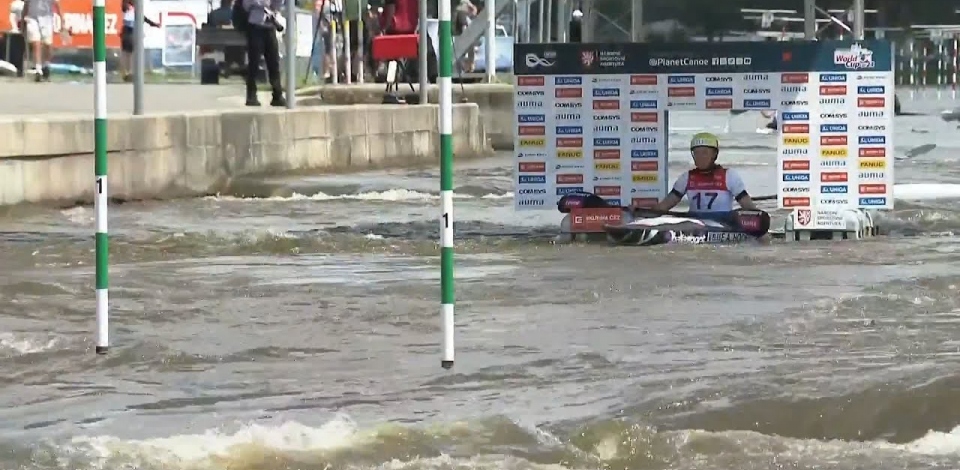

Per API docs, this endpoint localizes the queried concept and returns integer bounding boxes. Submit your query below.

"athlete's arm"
[726,170,760,210]
[652,174,687,211]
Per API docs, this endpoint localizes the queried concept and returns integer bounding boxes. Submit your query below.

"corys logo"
[858,136,886,145]
[705,76,733,82]
[820,124,848,133]
[517,90,545,96]
[594,114,621,121]
[859,184,887,194]
[821,172,848,182]
[783,160,810,170]
[630,100,658,109]
[594,185,621,196]
[631,161,658,171]
[834,44,875,69]
[555,87,584,98]
[783,173,811,182]
[630,75,658,85]
[858,97,885,107]
[555,187,584,195]
[859,124,886,131]
[743,88,771,94]
[705,87,733,96]
[518,188,547,195]
[781,100,809,106]
[593,149,621,159]
[667,75,695,84]
[556,137,583,147]
[556,174,584,184]
[554,76,582,85]
[857,85,885,94]
[593,100,620,110]
[781,85,807,93]
[593,138,620,147]
[631,149,658,159]
[555,113,582,120]
[859,148,886,157]
[668,87,696,97]
[555,102,583,108]
[555,126,583,135]
[782,187,810,193]
[556,150,583,159]
[820,135,848,145]
[859,160,886,169]
[518,114,546,123]
[631,126,658,133]
[781,73,810,83]
[743,99,771,108]
[631,112,659,122]
[782,136,811,146]
[859,197,887,206]
[819,85,847,95]
[518,125,546,135]
[518,162,546,172]
[517,76,545,86]
[821,185,848,194]
[518,175,547,184]
[595,162,621,171]
[519,138,546,147]
[819,73,847,82]
[821,112,848,119]
[592,88,620,97]
[631,173,658,182]
[783,197,812,208]
[782,112,810,121]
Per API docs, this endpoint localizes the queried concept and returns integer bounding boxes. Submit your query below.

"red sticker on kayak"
[570,208,622,233]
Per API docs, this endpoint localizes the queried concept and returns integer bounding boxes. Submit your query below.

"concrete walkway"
[0,83,254,116]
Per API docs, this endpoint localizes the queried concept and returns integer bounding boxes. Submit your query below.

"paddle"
[895,143,936,161]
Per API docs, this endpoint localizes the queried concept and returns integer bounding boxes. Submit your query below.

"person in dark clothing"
[242,0,286,106]
[119,0,160,82]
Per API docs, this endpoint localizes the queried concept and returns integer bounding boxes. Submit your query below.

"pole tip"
[95,346,109,355]
[441,360,454,369]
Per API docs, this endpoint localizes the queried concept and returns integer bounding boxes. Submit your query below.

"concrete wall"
[306,85,514,151]
[0,104,490,206]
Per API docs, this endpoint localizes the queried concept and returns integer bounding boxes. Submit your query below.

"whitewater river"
[1,98,960,470]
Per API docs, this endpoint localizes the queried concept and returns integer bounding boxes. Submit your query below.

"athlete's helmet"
[690,132,720,151]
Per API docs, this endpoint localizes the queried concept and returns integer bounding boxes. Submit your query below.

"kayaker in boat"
[650,132,769,240]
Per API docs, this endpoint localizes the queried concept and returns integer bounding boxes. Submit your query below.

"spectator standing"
[119,0,159,82]
[453,0,475,73]
[380,0,435,83]
[242,0,287,106]
[21,0,61,81]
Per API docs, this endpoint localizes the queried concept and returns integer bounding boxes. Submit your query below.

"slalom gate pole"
[438,0,455,369]
[94,0,109,354]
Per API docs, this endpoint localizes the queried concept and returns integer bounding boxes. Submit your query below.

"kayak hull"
[603,225,754,246]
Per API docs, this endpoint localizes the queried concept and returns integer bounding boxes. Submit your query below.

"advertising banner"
[512,41,895,229]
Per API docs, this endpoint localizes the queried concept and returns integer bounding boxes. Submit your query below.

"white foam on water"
[0,332,58,355]
[895,183,960,201]
[207,190,512,202]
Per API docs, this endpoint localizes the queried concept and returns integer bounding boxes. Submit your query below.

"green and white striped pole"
[94,0,109,355]
[438,0,455,369]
